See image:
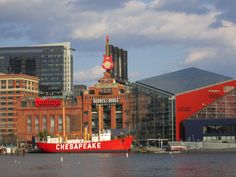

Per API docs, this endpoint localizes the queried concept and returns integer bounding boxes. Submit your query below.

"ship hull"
[36,136,132,153]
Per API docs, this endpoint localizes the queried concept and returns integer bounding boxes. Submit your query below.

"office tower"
[0,42,73,96]
[73,85,87,97]
[108,45,128,84]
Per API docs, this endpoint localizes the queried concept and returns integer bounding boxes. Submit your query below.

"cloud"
[67,0,129,11]
[213,0,236,23]
[74,65,104,84]
[1,0,236,51]
[72,22,107,40]
[1,0,236,81]
[155,0,210,14]
[129,71,141,81]
[185,48,217,64]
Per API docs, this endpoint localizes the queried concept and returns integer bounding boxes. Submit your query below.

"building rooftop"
[136,67,234,95]
[0,42,71,49]
[0,73,39,80]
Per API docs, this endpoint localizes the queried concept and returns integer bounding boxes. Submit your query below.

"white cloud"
[221,20,234,27]
[129,71,140,81]
[74,65,104,83]
[185,48,217,64]
[1,0,236,52]
[2,0,236,79]
[68,0,236,53]
[72,22,107,40]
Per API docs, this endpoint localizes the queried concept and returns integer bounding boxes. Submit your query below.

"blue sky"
[1,0,236,86]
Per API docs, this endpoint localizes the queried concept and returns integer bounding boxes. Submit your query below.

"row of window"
[0,129,15,133]
[27,115,71,134]
[0,113,15,116]
[0,102,14,106]
[0,80,37,86]
[1,85,37,90]
[41,55,63,59]
[203,136,235,141]
[0,107,14,110]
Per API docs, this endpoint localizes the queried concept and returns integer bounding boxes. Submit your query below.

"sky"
[1,0,236,86]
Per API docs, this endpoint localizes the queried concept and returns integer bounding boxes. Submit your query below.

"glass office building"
[0,42,73,96]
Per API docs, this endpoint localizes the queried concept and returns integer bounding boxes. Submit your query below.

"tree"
[38,129,49,141]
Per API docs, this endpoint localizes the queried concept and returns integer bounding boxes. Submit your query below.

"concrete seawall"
[168,141,236,150]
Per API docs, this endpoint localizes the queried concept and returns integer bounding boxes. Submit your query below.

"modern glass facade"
[0,42,73,96]
[182,88,236,142]
[190,88,236,119]
[127,83,176,144]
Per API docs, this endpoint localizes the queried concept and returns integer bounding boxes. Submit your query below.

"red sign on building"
[35,98,61,107]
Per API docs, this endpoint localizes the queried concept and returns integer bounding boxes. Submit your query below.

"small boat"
[36,130,133,153]
[168,145,187,151]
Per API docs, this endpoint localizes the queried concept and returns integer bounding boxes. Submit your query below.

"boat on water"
[36,130,133,153]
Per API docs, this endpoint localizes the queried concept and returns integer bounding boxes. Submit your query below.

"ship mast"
[62,99,66,140]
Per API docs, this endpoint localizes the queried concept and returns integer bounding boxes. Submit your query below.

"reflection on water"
[173,152,236,177]
[1,152,236,177]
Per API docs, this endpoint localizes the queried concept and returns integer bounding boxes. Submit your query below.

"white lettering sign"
[55,142,102,151]
[93,98,119,104]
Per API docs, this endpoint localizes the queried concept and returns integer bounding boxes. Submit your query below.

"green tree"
[38,129,49,141]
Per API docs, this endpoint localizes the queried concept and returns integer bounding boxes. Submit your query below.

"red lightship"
[36,135,132,153]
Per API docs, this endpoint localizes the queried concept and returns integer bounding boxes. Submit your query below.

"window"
[116,112,123,129]
[50,116,55,133]
[119,89,125,94]
[58,115,63,133]
[66,116,70,133]
[35,116,39,133]
[1,80,6,84]
[8,80,13,89]
[27,116,32,133]
[21,101,27,107]
[43,115,47,131]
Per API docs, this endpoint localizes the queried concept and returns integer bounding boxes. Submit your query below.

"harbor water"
[1,151,236,177]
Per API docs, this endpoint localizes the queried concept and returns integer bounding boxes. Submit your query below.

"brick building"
[16,98,82,142]
[78,35,129,137]
[0,73,38,143]
[80,72,128,135]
